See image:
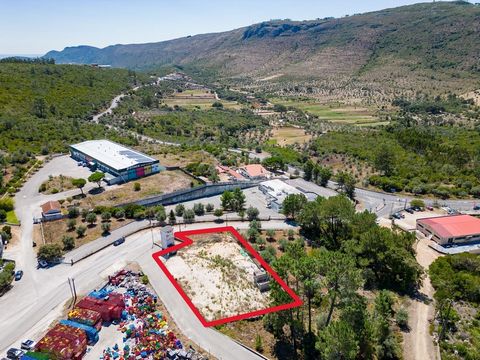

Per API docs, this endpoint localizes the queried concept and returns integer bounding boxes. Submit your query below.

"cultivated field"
[164,89,240,110]
[271,98,385,126]
[164,232,270,322]
[269,126,312,146]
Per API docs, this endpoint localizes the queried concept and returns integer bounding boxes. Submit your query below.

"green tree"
[101,211,111,222]
[317,320,359,360]
[193,203,205,216]
[303,160,314,181]
[336,171,356,200]
[246,206,259,221]
[282,193,307,220]
[214,208,223,221]
[220,190,234,210]
[410,199,425,209]
[0,263,15,293]
[175,204,185,216]
[374,145,396,176]
[88,171,105,188]
[183,209,195,224]
[76,225,87,237]
[86,212,97,225]
[71,178,86,196]
[232,187,246,211]
[262,156,285,172]
[318,166,333,187]
[101,222,111,234]
[66,218,76,231]
[168,210,176,225]
[32,97,48,118]
[62,235,75,251]
[37,243,63,262]
[318,250,363,327]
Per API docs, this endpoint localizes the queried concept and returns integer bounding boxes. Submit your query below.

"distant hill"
[45,2,480,101]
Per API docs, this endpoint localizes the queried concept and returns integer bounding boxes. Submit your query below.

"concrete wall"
[118,181,261,208]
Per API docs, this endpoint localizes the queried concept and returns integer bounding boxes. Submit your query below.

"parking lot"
[392,209,446,231]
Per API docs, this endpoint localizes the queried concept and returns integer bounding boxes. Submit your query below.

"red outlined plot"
[151,226,303,327]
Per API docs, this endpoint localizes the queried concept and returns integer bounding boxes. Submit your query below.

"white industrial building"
[69,140,162,185]
[259,179,316,212]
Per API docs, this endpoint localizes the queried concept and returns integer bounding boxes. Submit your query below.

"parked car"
[474,205,480,211]
[426,206,434,211]
[405,208,414,214]
[113,237,125,246]
[14,270,23,281]
[20,340,36,351]
[6,348,24,359]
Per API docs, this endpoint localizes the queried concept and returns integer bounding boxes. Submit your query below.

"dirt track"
[403,237,441,360]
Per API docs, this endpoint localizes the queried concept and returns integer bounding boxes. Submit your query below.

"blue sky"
[0,0,450,55]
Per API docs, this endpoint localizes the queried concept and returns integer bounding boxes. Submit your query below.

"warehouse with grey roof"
[69,140,162,184]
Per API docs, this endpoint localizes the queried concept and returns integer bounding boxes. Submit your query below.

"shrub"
[101,211,111,222]
[86,212,97,225]
[0,198,14,212]
[133,182,141,191]
[206,203,214,212]
[246,206,259,221]
[183,209,195,224]
[62,236,75,251]
[175,204,185,216]
[396,308,409,329]
[113,208,125,219]
[410,199,425,209]
[193,203,205,216]
[255,335,263,353]
[37,243,63,261]
[68,207,80,218]
[76,225,87,237]
[67,219,76,231]
[101,222,111,234]
[0,210,6,222]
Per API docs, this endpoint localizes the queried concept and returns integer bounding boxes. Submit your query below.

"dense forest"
[0,60,143,194]
[429,253,480,359]
[262,195,422,359]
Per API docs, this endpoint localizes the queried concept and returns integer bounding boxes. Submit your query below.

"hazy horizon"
[0,0,457,55]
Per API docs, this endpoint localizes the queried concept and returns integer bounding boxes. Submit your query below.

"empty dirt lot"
[164,232,270,322]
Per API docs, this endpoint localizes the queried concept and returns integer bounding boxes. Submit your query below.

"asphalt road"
[0,155,291,359]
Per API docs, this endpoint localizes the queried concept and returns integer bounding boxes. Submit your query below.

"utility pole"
[72,277,77,306]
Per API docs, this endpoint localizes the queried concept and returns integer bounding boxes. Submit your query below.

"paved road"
[0,154,292,358]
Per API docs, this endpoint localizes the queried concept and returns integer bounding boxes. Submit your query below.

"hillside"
[45,2,480,102]
[0,60,142,155]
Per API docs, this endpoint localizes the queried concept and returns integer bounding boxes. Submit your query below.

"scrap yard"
[16,269,209,360]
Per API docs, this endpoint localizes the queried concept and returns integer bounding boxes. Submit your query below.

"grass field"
[269,126,312,146]
[271,98,382,125]
[6,210,19,224]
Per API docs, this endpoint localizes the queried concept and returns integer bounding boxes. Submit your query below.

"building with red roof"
[417,214,480,245]
[238,164,271,180]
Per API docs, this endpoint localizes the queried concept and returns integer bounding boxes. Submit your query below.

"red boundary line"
[151,226,303,327]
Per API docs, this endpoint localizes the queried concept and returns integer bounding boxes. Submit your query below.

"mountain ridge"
[45,2,480,101]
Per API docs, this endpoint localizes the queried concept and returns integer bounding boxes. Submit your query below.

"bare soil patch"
[78,170,195,208]
[165,232,270,322]
[35,218,131,249]
[39,175,75,194]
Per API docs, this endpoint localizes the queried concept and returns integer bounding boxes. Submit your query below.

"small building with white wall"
[259,179,316,212]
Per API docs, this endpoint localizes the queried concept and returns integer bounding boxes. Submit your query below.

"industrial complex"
[69,140,162,185]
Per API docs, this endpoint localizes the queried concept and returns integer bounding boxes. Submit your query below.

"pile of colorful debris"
[67,308,103,331]
[76,292,125,323]
[100,272,204,360]
[35,324,87,360]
